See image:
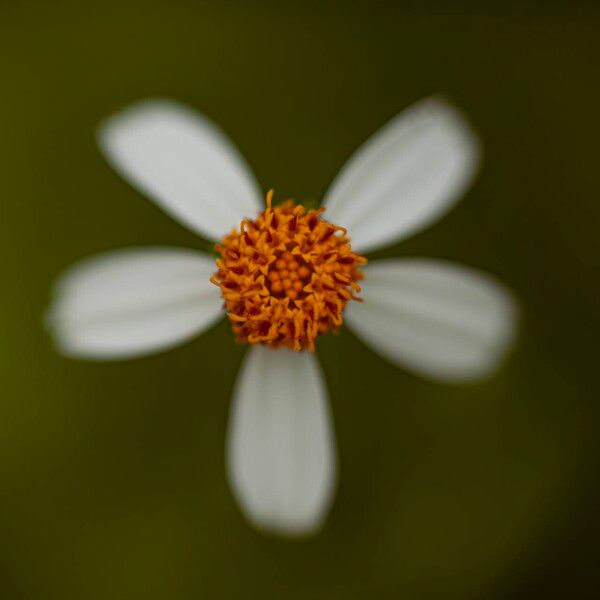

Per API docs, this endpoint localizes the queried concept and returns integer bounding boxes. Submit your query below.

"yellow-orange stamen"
[211,190,367,351]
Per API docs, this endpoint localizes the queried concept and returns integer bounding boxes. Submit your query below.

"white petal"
[227,346,337,536]
[323,97,481,253]
[97,99,262,240]
[46,247,223,359]
[346,259,518,382]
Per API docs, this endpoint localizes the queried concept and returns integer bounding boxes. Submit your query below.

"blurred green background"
[1,0,599,598]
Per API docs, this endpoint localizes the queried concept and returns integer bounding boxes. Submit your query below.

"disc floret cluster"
[211,192,367,351]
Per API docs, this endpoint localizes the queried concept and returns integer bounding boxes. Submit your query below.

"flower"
[46,96,518,536]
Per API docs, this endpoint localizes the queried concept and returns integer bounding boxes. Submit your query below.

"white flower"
[46,97,518,536]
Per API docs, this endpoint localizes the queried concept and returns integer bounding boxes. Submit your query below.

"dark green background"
[1,1,598,598]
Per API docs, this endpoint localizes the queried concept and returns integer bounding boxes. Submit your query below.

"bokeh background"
[1,0,599,598]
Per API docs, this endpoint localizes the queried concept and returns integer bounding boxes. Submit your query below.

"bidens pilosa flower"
[46,97,518,536]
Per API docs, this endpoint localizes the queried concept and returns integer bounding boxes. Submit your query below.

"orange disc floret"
[211,190,367,351]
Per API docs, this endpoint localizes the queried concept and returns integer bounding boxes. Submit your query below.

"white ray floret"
[227,346,336,535]
[324,97,480,253]
[47,247,222,359]
[98,99,262,241]
[345,258,518,382]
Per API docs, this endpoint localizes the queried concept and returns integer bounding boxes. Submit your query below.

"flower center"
[211,191,367,351]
